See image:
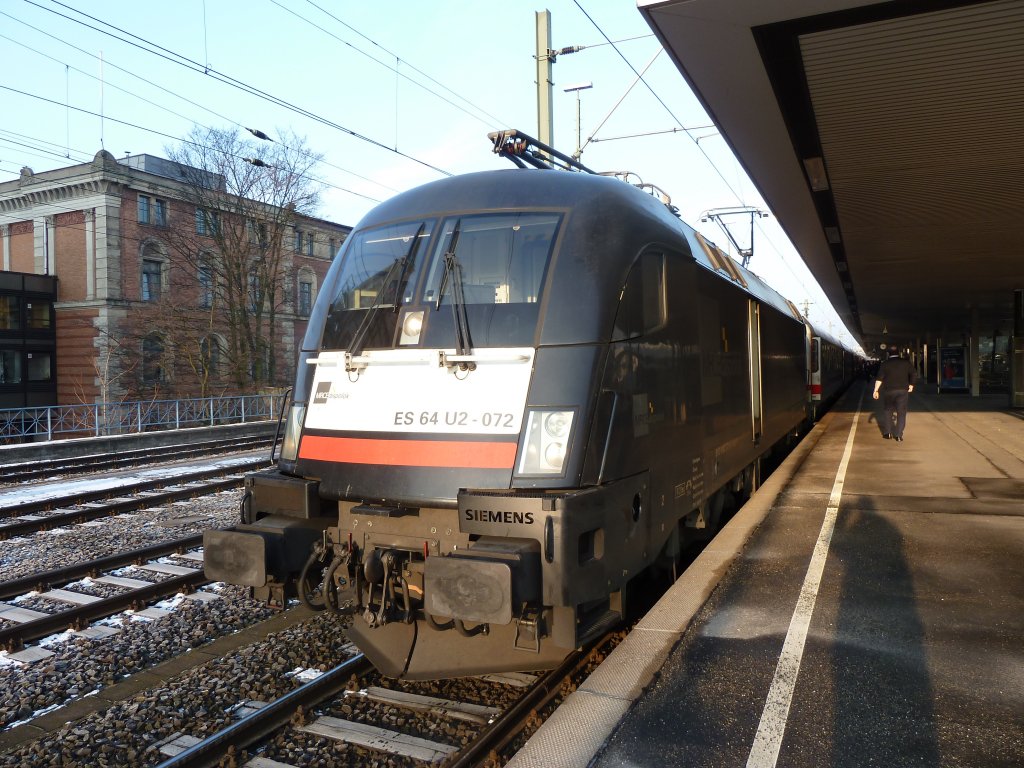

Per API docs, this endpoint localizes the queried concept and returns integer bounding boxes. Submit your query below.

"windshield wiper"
[391,223,424,310]
[435,220,473,361]
[348,224,425,361]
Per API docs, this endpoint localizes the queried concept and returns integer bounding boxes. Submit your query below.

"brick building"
[0,150,350,406]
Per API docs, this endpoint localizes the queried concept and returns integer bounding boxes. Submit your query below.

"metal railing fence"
[0,393,286,444]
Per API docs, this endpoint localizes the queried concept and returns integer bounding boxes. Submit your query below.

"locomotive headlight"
[400,310,424,345]
[517,409,574,475]
[280,404,305,462]
[543,411,571,438]
[544,441,566,467]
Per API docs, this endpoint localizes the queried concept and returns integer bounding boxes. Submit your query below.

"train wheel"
[298,544,331,611]
[697,490,726,540]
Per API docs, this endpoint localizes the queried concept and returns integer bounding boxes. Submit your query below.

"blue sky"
[0,0,857,346]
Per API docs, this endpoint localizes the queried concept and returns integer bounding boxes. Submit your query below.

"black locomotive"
[205,132,858,679]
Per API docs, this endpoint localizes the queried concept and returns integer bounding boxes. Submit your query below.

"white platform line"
[746,396,863,768]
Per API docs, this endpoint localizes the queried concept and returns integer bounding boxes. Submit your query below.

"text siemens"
[464,509,536,525]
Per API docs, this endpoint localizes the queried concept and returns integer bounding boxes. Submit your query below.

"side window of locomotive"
[612,251,667,340]
[422,213,559,306]
[321,220,432,349]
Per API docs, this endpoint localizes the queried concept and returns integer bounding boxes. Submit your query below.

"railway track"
[150,630,623,768]
[0,457,266,539]
[0,435,640,765]
[153,651,372,768]
[0,435,273,484]
[0,485,282,746]
[0,533,203,601]
[0,545,209,652]
[0,454,265,651]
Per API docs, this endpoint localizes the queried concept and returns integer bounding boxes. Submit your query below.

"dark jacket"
[876,355,917,391]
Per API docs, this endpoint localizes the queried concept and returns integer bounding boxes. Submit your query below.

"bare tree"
[160,126,325,392]
[118,286,222,398]
[69,324,139,435]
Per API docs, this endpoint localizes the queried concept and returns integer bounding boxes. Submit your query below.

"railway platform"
[509,382,1024,767]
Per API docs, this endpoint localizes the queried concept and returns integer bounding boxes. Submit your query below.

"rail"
[0,534,203,601]
[0,458,264,528]
[0,393,286,444]
[154,654,372,768]
[0,570,210,651]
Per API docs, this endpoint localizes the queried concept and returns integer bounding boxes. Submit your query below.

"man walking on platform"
[872,345,917,441]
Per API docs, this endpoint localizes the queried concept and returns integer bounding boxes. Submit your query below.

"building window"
[200,336,221,380]
[25,301,52,329]
[198,264,214,308]
[142,258,163,302]
[306,233,314,256]
[26,351,52,382]
[298,280,312,316]
[248,219,267,246]
[248,270,261,312]
[0,349,21,384]
[139,195,167,226]
[142,334,164,384]
[248,339,269,381]
[329,237,337,257]
[195,208,219,236]
[0,296,20,330]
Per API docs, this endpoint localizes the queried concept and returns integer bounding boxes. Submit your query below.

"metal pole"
[575,89,581,158]
[563,82,591,161]
[746,212,755,268]
[536,10,553,148]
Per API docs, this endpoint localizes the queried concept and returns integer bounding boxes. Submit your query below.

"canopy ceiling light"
[802,156,830,192]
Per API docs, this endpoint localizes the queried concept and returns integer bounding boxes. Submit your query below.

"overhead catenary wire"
[5,2,658,209]
[0,84,381,206]
[3,2,852,345]
[0,166,351,275]
[0,13,401,196]
[0,130,92,165]
[24,0,452,178]
[576,46,664,158]
[272,0,513,131]
[571,1,824,323]
[571,0,743,202]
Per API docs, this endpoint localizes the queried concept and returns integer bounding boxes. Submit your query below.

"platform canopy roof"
[640,0,1024,352]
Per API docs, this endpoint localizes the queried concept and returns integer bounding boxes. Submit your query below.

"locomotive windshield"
[422,213,558,307]
[322,212,560,350]
[321,221,431,350]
